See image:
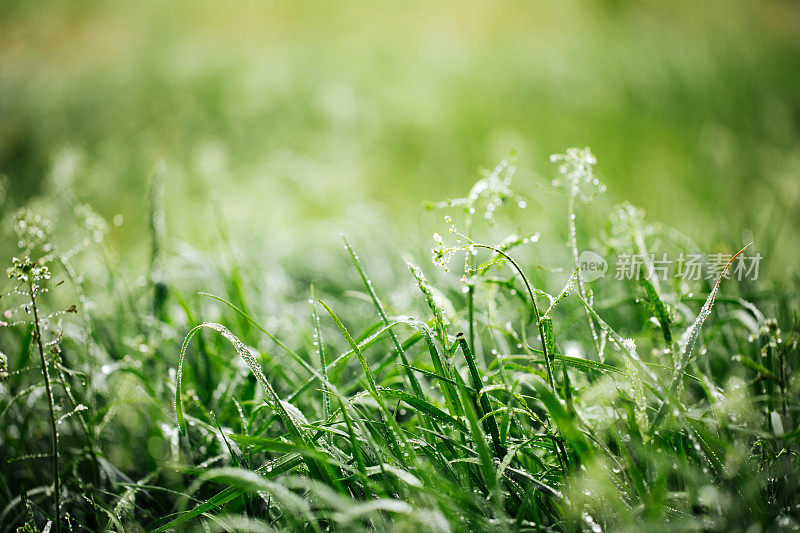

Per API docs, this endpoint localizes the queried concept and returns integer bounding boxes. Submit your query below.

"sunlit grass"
[1,149,797,531]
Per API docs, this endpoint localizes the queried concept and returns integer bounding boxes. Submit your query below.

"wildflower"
[0,349,7,382]
[550,147,606,201]
[607,202,654,253]
[432,234,455,272]
[7,256,51,283]
[12,209,53,254]
[74,204,108,244]
[428,153,527,222]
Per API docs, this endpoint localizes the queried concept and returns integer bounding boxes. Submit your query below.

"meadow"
[1,1,799,531]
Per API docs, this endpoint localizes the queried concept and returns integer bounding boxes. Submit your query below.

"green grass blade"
[309,287,331,433]
[175,323,342,489]
[377,387,468,434]
[176,323,305,443]
[650,244,750,431]
[317,299,415,467]
[343,237,426,400]
[456,334,504,457]
[641,278,672,345]
[524,375,593,465]
[452,363,496,494]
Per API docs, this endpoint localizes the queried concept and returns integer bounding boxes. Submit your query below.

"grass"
[1,148,798,532]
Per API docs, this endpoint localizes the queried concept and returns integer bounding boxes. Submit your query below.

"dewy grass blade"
[199,468,320,532]
[407,261,449,351]
[650,243,750,431]
[175,323,339,488]
[310,286,331,436]
[153,456,305,532]
[198,293,387,480]
[452,362,496,495]
[377,387,468,434]
[317,300,417,468]
[199,291,402,403]
[540,316,573,412]
[344,238,429,405]
[456,334,504,457]
[406,262,462,418]
[641,278,672,346]
[176,323,301,440]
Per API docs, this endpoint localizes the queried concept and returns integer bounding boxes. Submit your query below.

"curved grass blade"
[152,455,304,532]
[176,323,303,441]
[199,291,400,403]
[456,334,504,457]
[199,468,320,532]
[309,287,330,434]
[317,300,416,467]
[377,387,468,434]
[641,278,672,345]
[650,243,750,431]
[175,322,340,489]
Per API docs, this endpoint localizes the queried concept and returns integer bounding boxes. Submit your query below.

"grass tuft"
[1,150,797,532]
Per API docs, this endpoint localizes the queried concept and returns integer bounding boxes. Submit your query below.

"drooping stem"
[29,280,61,532]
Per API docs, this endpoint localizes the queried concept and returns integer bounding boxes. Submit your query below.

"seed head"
[550,147,605,201]
[0,349,7,382]
[7,256,51,283]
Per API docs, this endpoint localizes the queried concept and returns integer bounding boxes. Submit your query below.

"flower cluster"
[608,202,652,247]
[466,158,526,221]
[74,204,109,244]
[7,256,51,284]
[13,209,53,254]
[431,216,466,272]
[0,349,7,382]
[550,147,606,201]
[428,155,527,222]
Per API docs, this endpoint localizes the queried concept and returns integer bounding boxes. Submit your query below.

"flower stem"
[29,280,61,532]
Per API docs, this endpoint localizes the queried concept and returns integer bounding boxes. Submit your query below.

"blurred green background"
[1,0,799,274]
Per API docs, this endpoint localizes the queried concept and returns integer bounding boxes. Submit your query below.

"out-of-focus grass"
[2,0,799,275]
